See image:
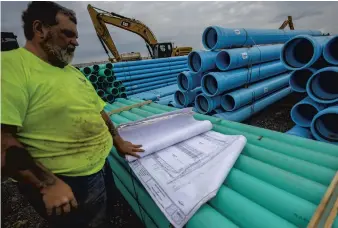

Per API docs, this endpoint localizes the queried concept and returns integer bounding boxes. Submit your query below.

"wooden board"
[107,100,152,116]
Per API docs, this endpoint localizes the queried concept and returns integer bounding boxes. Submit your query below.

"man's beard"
[40,32,75,68]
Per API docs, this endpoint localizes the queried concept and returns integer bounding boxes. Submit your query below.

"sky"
[1,1,338,64]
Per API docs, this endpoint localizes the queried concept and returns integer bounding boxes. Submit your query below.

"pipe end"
[202,26,218,50]
[323,36,338,65]
[221,94,236,111]
[202,74,218,96]
[216,50,231,71]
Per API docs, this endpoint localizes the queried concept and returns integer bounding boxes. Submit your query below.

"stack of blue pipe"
[112,56,188,100]
[79,63,124,103]
[174,26,324,122]
[283,35,338,145]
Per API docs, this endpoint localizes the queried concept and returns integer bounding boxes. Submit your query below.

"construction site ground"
[1,92,306,228]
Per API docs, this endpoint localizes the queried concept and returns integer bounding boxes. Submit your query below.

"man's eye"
[62,30,75,38]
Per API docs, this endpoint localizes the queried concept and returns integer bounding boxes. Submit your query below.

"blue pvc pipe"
[214,87,292,122]
[202,60,288,96]
[286,125,313,139]
[194,93,222,114]
[216,44,283,71]
[289,68,316,93]
[112,56,187,68]
[116,68,188,81]
[177,71,202,91]
[202,26,322,50]
[311,105,338,144]
[126,78,176,92]
[306,67,338,104]
[281,35,332,70]
[291,97,327,127]
[123,74,177,87]
[188,51,218,73]
[126,82,177,96]
[114,64,187,77]
[174,87,202,108]
[129,84,178,100]
[157,95,175,106]
[221,72,291,111]
[323,35,338,65]
[111,60,187,73]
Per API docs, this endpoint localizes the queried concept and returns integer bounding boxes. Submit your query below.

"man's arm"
[1,124,77,215]
[100,110,144,157]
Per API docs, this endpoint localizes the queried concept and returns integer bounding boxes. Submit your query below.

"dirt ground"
[1,92,305,228]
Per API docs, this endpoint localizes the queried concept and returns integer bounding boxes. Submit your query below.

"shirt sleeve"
[1,54,29,127]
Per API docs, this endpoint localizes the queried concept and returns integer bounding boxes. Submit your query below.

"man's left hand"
[115,140,144,158]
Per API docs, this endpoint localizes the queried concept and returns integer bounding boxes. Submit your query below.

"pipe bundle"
[105,99,338,228]
[282,35,338,144]
[171,26,328,121]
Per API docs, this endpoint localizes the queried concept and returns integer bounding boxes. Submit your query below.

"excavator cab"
[152,42,173,58]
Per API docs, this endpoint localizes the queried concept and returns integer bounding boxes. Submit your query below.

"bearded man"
[1,1,143,227]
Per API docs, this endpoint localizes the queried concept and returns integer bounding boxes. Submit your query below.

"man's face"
[40,13,79,68]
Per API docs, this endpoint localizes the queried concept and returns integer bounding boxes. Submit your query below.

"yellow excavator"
[87,4,192,62]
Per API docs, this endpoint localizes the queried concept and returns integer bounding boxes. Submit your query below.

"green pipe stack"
[78,63,126,103]
[103,98,338,228]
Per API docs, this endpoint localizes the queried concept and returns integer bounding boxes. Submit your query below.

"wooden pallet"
[308,171,338,228]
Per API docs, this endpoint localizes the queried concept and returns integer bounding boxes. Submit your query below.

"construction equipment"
[87,4,192,62]
[279,16,295,30]
[1,32,19,51]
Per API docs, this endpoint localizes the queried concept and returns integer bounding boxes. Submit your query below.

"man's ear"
[32,20,49,39]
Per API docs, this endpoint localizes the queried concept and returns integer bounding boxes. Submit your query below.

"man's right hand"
[40,177,78,216]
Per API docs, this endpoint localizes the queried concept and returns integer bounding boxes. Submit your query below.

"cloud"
[1,1,338,64]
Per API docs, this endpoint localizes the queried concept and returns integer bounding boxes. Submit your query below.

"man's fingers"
[132,148,145,152]
[62,203,71,214]
[55,206,62,216]
[132,144,143,148]
[127,152,140,158]
[70,198,78,209]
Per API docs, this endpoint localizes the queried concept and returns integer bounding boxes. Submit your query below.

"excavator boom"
[279,16,295,30]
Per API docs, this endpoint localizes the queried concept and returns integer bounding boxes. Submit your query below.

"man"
[1,1,143,227]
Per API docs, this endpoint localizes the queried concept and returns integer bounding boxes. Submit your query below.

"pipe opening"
[203,75,218,96]
[88,74,97,82]
[314,113,338,142]
[324,37,338,65]
[120,87,126,92]
[178,73,189,91]
[174,91,185,106]
[283,38,314,68]
[93,65,100,72]
[196,95,209,113]
[203,27,218,50]
[97,76,105,83]
[103,69,111,77]
[189,52,202,72]
[290,69,314,92]
[222,95,235,111]
[106,94,115,102]
[310,71,338,101]
[111,88,119,95]
[106,63,113,69]
[216,51,231,70]
[113,81,120,87]
[97,89,105,97]
[292,104,318,127]
[84,67,92,75]
[120,93,127,99]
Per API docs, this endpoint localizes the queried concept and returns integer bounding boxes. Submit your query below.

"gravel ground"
[1,92,305,228]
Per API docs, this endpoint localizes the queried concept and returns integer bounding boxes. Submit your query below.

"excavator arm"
[88,4,159,60]
[279,16,295,30]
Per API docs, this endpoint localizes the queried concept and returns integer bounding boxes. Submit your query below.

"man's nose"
[71,38,79,47]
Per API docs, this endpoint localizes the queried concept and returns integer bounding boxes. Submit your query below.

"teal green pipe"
[117,99,166,114]
[225,169,317,227]
[119,86,126,92]
[119,92,127,98]
[108,155,169,228]
[187,205,239,228]
[213,125,335,185]
[213,124,338,170]
[216,119,338,157]
[83,67,92,75]
[98,68,112,77]
[87,74,98,83]
[106,103,143,121]
[210,187,297,228]
[106,87,119,96]
[105,76,115,83]
[234,155,327,204]
[113,101,153,117]
[113,80,122,87]
[113,176,158,228]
